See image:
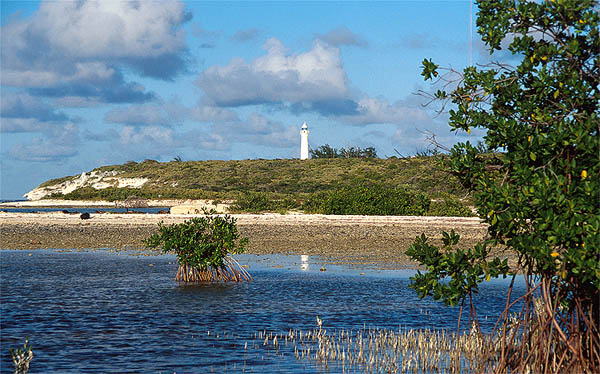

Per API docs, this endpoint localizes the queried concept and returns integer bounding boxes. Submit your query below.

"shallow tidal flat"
[0,212,488,269]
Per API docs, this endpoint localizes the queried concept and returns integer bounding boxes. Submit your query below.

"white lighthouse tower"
[300,122,309,160]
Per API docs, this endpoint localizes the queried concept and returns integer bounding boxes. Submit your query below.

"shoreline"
[0,211,489,269]
[0,211,483,225]
[0,199,190,208]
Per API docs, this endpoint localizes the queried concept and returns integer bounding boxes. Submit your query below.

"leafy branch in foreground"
[145,211,251,282]
[406,230,509,309]
[407,0,599,372]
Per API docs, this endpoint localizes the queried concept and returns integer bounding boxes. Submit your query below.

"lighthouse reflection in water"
[301,254,309,271]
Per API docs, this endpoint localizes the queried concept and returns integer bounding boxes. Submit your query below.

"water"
[0,207,168,214]
[0,250,524,373]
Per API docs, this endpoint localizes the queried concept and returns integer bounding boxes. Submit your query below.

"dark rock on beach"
[0,213,500,269]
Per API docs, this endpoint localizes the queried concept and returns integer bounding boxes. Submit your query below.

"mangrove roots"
[175,255,252,282]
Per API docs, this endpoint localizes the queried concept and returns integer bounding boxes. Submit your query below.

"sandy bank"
[0,211,482,226]
[0,212,488,269]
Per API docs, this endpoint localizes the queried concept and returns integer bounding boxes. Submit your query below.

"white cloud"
[243,113,299,148]
[1,92,69,123]
[224,113,297,148]
[197,38,350,106]
[114,125,229,160]
[336,97,430,126]
[191,100,240,123]
[1,70,62,89]
[105,100,189,126]
[195,36,432,127]
[104,99,241,127]
[119,125,175,147]
[1,0,190,102]
[1,118,52,133]
[8,123,79,162]
[1,0,188,68]
[10,140,78,162]
[83,128,120,142]
[31,1,187,59]
[179,130,229,151]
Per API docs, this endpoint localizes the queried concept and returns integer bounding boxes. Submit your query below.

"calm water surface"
[1,207,167,214]
[0,250,523,373]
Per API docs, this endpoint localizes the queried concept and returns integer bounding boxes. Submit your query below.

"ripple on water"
[0,249,524,372]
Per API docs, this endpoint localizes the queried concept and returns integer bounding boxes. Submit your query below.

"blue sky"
[0,0,487,200]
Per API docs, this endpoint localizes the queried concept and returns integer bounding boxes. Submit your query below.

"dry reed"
[252,314,557,373]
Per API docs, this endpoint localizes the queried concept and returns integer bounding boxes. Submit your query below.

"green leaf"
[409,0,600,355]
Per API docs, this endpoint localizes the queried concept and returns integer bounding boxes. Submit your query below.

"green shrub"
[38,175,75,188]
[144,212,250,282]
[230,191,300,213]
[300,193,324,213]
[62,187,147,201]
[231,191,273,212]
[427,195,474,217]
[278,196,301,211]
[60,187,102,200]
[303,184,430,216]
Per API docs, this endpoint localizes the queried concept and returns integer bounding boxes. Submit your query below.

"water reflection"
[300,254,309,271]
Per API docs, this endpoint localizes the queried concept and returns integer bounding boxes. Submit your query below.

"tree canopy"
[407,0,599,371]
[310,144,378,159]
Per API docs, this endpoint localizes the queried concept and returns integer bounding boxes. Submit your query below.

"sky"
[0,0,490,200]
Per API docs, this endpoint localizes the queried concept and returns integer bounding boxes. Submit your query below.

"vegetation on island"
[407,0,599,372]
[50,156,462,201]
[41,156,474,216]
[309,144,378,159]
[144,211,251,282]
[302,184,430,216]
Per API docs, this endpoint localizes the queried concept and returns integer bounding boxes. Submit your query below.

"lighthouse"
[300,122,309,160]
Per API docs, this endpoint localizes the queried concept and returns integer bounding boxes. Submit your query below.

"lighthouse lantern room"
[300,122,309,160]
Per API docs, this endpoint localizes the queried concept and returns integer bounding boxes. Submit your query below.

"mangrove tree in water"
[145,212,251,282]
[407,0,599,372]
